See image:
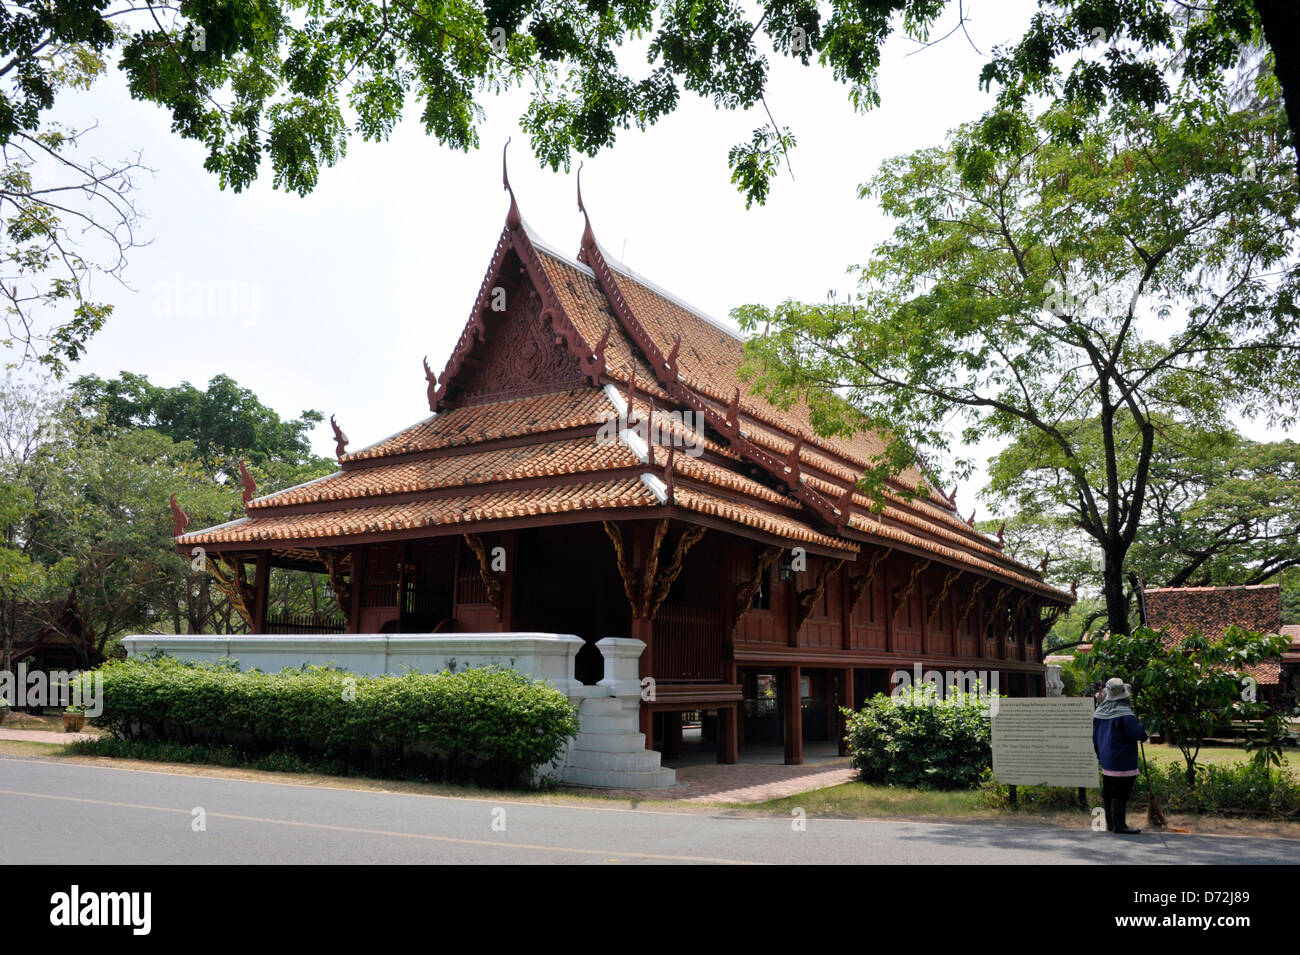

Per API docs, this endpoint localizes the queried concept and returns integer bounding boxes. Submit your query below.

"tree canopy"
[736,86,1299,636]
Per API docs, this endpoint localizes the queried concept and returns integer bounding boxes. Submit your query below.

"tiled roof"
[177,213,1070,606]
[1144,585,1282,642]
[606,260,935,496]
[253,438,640,509]
[1144,585,1284,687]
[344,388,611,461]
[182,478,659,545]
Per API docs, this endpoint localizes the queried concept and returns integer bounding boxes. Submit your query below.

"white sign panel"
[991,697,1099,788]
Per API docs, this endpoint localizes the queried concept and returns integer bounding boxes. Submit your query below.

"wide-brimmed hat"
[1103,677,1131,701]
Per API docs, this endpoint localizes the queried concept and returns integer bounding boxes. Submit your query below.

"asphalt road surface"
[2,755,1296,865]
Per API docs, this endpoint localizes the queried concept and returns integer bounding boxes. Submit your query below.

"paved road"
[1,755,1296,864]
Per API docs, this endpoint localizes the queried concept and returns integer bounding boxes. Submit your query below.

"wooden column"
[717,704,738,764]
[785,665,803,765]
[663,712,683,759]
[839,666,854,756]
[250,554,270,634]
[348,546,364,633]
[499,529,516,631]
[840,563,853,651]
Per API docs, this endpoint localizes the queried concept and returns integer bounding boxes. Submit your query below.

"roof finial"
[625,364,637,421]
[664,334,681,382]
[238,459,257,507]
[503,137,521,230]
[967,509,976,527]
[577,161,596,251]
[836,483,855,529]
[423,355,439,411]
[581,320,611,384]
[664,444,676,505]
[169,494,189,538]
[996,521,1006,547]
[330,414,349,462]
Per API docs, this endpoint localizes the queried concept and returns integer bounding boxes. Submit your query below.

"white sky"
[22,0,1144,519]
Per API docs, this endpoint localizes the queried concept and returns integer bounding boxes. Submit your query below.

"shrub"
[844,687,992,790]
[71,657,579,788]
[977,758,1300,819]
[1144,759,1300,818]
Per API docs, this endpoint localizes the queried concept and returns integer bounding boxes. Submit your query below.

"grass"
[0,738,65,757]
[756,781,990,819]
[1141,740,1300,771]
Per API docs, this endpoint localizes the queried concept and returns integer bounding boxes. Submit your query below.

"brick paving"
[567,759,858,804]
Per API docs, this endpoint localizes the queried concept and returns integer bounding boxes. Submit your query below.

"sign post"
[991,698,1099,809]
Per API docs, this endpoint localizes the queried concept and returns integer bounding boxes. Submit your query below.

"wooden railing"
[264,612,346,634]
[654,605,724,682]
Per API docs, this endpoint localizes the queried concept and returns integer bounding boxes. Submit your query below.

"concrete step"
[574,731,646,753]
[578,713,639,734]
[578,696,624,716]
[566,748,667,772]
[562,766,677,790]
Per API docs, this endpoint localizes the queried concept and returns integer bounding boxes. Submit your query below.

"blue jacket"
[1093,712,1149,774]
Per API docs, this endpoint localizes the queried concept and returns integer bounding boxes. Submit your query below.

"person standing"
[1092,677,1149,835]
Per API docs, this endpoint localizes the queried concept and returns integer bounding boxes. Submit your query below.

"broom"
[1140,741,1169,829]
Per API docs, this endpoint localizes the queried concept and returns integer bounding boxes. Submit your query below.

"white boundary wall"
[119,632,672,789]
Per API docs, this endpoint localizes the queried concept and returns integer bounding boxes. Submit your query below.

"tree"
[71,371,330,473]
[736,90,1299,637]
[2,1,1294,211]
[2,23,148,374]
[1086,624,1291,787]
[985,423,1299,627]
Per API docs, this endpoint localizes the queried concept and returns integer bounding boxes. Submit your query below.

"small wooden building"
[175,175,1071,764]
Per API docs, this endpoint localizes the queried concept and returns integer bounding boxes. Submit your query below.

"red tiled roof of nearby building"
[1144,584,1284,687]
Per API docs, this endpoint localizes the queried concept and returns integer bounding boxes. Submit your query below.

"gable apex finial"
[503,138,521,230]
[577,161,596,251]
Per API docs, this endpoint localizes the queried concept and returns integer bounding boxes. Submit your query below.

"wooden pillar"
[840,564,853,651]
[664,711,683,758]
[348,546,364,633]
[839,666,854,756]
[919,574,930,657]
[250,554,270,634]
[785,665,803,765]
[717,703,738,764]
[883,561,895,654]
[499,530,516,631]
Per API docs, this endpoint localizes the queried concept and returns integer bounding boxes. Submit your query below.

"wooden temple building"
[174,166,1072,765]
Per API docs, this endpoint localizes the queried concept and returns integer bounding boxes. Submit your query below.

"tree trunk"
[1100,547,1132,637]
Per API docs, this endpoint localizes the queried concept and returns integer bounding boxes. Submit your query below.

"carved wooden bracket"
[734,545,782,624]
[318,549,352,618]
[648,525,706,619]
[980,586,1014,637]
[209,556,254,627]
[892,559,931,620]
[848,547,891,617]
[926,569,962,627]
[603,519,690,620]
[796,558,845,631]
[955,577,990,633]
[464,533,505,622]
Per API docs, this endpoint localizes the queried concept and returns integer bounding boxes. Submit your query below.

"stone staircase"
[561,696,676,790]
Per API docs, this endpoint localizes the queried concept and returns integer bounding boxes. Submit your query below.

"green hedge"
[844,687,992,790]
[72,656,579,788]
